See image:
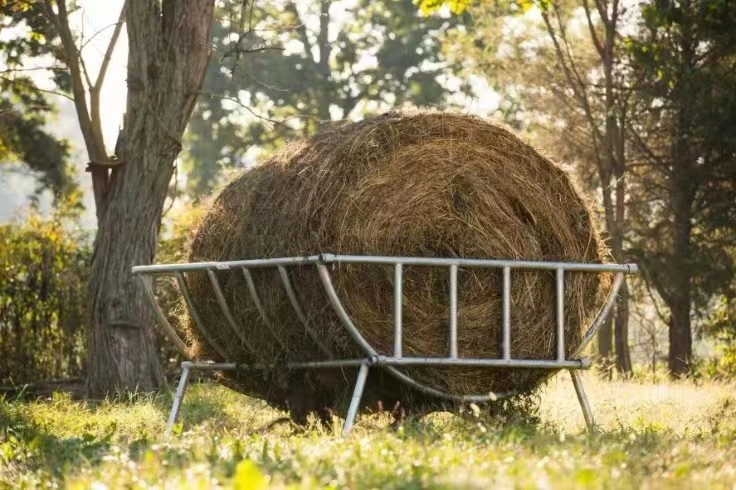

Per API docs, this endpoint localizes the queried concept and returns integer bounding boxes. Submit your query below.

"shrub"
[0,209,90,385]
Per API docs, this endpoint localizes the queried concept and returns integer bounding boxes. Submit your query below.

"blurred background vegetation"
[1,0,735,387]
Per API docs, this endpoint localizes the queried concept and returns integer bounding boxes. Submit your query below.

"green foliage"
[185,0,462,197]
[416,0,472,15]
[0,199,201,384]
[0,0,74,196]
[1,378,736,487]
[702,296,736,378]
[625,0,736,316]
[0,197,89,384]
[417,0,536,17]
[453,0,736,365]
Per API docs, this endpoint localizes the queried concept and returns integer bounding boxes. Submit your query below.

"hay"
[184,111,611,419]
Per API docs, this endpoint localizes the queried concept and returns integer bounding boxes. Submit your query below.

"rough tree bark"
[667,117,695,376]
[46,0,216,396]
[668,197,693,375]
[597,315,613,362]
[666,6,696,377]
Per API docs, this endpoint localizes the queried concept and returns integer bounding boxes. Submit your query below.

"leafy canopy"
[0,0,73,197]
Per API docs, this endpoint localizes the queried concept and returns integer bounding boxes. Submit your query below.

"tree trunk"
[667,9,695,378]
[612,166,632,374]
[597,316,613,358]
[668,295,692,376]
[598,184,617,370]
[316,0,332,124]
[86,0,215,397]
[668,194,693,376]
[597,315,613,379]
[601,4,632,375]
[87,164,169,395]
[614,281,632,374]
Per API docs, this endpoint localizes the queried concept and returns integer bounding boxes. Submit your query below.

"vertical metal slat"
[393,263,403,359]
[556,268,565,361]
[449,264,458,359]
[502,266,511,360]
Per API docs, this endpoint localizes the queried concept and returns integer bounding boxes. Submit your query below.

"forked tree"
[43,0,216,395]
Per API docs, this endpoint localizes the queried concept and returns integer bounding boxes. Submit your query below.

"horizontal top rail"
[132,256,321,274]
[132,253,638,275]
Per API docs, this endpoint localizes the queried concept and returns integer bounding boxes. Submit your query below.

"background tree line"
[0,0,734,389]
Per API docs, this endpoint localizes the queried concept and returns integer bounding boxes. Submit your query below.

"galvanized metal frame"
[132,254,637,436]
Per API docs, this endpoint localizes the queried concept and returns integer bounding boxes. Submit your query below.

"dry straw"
[183,111,611,421]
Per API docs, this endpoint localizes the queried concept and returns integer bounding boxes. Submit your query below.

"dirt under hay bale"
[183,111,611,420]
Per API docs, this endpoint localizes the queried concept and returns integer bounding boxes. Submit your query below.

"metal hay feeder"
[132,254,637,435]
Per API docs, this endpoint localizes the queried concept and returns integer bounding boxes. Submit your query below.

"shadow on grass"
[164,382,233,427]
[0,396,114,479]
[0,383,239,482]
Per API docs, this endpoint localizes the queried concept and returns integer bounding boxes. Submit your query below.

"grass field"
[1,372,735,489]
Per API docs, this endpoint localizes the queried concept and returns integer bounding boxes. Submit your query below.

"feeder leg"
[571,370,596,433]
[166,361,192,436]
[342,363,369,436]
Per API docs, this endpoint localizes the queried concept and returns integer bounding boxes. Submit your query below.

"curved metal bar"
[175,272,229,360]
[384,366,515,402]
[572,272,625,358]
[206,270,257,355]
[316,264,378,357]
[241,268,287,350]
[277,266,333,358]
[137,275,188,355]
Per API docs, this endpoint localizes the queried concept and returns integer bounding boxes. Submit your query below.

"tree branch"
[93,2,127,94]
[540,6,603,164]
[582,0,604,57]
[79,19,126,52]
[0,75,74,101]
[44,0,109,217]
[317,0,331,75]
[88,1,127,161]
[627,124,670,174]
[199,91,283,126]
[285,2,316,66]
[595,0,609,25]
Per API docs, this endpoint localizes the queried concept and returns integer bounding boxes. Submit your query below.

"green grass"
[1,373,735,489]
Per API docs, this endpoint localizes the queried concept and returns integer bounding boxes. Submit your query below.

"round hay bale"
[184,111,611,417]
